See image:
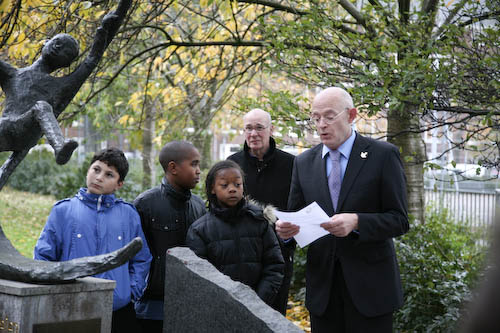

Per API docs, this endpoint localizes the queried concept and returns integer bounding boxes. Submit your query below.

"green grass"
[0,187,55,257]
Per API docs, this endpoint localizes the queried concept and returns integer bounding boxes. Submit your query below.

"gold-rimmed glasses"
[244,124,268,133]
[310,109,348,125]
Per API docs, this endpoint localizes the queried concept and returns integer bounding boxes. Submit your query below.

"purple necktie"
[328,150,341,211]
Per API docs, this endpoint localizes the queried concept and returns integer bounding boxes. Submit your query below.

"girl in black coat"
[186,160,284,306]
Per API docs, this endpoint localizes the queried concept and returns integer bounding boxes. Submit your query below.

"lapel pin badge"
[360,151,368,159]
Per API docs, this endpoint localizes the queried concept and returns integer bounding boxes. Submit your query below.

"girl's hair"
[205,160,245,206]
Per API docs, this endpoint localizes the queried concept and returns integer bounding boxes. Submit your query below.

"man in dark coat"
[276,87,409,332]
[228,108,295,315]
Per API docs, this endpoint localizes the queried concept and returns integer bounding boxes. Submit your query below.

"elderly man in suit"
[276,87,409,332]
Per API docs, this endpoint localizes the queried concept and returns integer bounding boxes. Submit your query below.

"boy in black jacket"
[134,141,206,333]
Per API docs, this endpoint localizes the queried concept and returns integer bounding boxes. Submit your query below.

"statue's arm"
[0,59,16,82]
[0,230,143,283]
[69,0,132,81]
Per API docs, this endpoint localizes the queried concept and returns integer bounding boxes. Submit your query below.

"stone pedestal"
[0,277,115,333]
[164,247,302,333]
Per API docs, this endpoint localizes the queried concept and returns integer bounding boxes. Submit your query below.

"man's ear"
[348,107,357,123]
[168,161,177,174]
[116,180,124,191]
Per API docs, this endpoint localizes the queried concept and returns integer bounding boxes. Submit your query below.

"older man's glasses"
[244,125,268,133]
[310,109,347,125]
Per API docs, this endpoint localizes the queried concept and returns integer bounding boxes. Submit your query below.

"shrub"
[0,150,65,196]
[115,157,145,202]
[394,208,486,332]
[290,245,307,301]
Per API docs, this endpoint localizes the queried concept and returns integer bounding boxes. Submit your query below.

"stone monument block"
[0,277,115,333]
[164,247,302,333]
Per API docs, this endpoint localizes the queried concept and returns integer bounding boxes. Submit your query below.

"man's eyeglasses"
[244,125,268,133]
[310,109,348,125]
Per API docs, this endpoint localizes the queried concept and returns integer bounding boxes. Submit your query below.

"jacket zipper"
[97,195,102,252]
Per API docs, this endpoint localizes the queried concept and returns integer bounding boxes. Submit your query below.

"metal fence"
[424,187,498,231]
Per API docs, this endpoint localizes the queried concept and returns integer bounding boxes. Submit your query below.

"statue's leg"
[0,150,29,192]
[32,101,78,165]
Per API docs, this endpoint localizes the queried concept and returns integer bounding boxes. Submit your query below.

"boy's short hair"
[159,141,197,173]
[90,147,129,182]
[205,160,245,207]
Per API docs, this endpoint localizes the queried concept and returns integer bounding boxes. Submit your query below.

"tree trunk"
[83,115,100,154]
[387,104,426,224]
[141,100,156,190]
[191,131,212,170]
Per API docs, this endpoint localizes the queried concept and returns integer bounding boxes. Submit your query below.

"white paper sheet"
[274,202,331,248]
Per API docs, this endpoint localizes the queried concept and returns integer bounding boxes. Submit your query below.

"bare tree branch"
[0,0,22,49]
[432,0,469,39]
[339,0,368,29]
[460,10,500,27]
[432,106,500,116]
[235,0,308,15]
[235,0,362,35]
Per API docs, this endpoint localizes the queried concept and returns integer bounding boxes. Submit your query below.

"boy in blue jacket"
[34,147,152,333]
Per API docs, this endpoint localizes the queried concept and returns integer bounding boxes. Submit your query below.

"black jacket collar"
[243,137,277,164]
[210,199,264,223]
[161,177,191,202]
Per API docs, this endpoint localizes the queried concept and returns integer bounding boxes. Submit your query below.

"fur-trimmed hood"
[247,197,278,225]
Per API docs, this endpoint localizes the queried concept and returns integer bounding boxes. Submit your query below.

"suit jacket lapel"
[314,144,335,215]
[337,134,370,211]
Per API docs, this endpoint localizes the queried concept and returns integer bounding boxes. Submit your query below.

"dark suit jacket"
[287,133,409,318]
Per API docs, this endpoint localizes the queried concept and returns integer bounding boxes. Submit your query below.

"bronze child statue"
[0,0,143,284]
[0,0,129,190]
[0,34,80,167]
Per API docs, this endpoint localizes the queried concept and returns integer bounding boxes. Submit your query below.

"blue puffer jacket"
[34,188,152,311]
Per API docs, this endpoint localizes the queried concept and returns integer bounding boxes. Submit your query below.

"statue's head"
[41,33,79,69]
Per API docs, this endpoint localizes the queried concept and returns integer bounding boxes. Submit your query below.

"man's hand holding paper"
[274,202,331,248]
[320,213,359,237]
